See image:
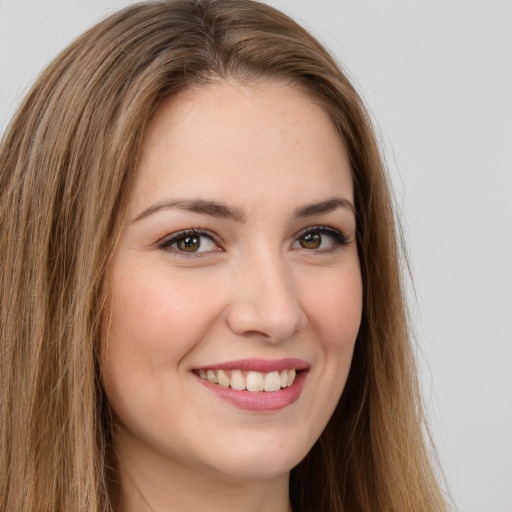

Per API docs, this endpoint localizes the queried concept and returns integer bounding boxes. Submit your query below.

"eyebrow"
[133,196,355,223]
[133,199,247,223]
[294,197,355,218]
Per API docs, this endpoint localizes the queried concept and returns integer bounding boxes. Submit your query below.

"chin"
[201,431,314,481]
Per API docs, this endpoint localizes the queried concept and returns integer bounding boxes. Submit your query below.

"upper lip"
[193,358,309,373]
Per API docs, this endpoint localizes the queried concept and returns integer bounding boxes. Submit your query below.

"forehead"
[131,79,353,215]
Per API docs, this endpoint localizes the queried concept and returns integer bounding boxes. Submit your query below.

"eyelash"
[157,228,220,254]
[156,226,349,256]
[294,226,349,252]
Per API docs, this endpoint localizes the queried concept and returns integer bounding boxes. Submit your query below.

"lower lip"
[196,370,308,412]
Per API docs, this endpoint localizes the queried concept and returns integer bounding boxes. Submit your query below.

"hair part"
[0,1,448,510]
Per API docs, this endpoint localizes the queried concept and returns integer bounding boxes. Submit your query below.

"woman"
[0,1,448,511]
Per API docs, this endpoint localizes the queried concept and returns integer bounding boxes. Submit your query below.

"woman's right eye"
[157,230,219,254]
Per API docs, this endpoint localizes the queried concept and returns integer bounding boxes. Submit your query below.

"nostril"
[225,267,307,341]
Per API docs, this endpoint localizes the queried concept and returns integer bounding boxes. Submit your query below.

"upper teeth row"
[198,369,296,392]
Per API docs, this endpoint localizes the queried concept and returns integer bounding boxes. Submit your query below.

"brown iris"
[177,236,201,252]
[299,232,321,249]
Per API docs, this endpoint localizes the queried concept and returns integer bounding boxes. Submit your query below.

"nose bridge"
[227,245,306,341]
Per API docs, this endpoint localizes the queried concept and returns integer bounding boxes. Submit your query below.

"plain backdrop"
[1,1,511,511]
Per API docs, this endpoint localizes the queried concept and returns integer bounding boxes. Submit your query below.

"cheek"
[102,265,203,408]
[106,263,224,364]
[102,264,227,437]
[306,266,363,352]
[292,266,362,448]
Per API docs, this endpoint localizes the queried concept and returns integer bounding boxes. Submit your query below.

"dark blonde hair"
[0,1,448,510]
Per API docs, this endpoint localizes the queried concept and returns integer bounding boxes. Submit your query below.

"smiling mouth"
[195,368,298,392]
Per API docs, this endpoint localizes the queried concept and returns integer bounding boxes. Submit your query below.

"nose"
[226,252,307,342]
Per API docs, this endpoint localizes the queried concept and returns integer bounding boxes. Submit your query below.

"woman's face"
[103,80,362,484]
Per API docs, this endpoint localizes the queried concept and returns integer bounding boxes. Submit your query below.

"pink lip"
[195,358,309,373]
[193,358,310,412]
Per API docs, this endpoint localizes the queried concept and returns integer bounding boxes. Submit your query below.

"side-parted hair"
[0,1,448,511]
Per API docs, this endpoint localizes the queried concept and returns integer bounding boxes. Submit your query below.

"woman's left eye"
[292,227,348,252]
[157,230,219,254]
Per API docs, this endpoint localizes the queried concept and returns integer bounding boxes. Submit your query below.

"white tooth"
[280,370,288,388]
[230,370,246,390]
[264,371,281,392]
[287,369,296,387]
[217,370,230,388]
[206,370,218,384]
[246,371,264,392]
[199,369,206,379]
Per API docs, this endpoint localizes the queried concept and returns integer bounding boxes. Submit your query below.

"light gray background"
[1,1,511,511]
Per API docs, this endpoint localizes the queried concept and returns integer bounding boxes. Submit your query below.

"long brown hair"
[0,1,448,510]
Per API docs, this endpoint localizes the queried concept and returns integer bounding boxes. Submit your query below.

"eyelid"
[295,224,348,238]
[155,225,350,255]
[157,228,222,254]
[293,225,350,250]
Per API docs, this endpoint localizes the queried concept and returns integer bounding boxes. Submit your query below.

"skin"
[103,80,363,512]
